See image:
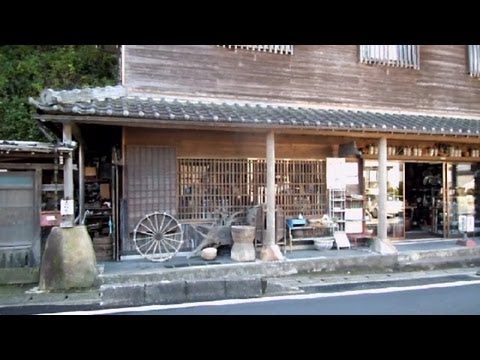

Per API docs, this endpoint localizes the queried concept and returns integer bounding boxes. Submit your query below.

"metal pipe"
[79,140,85,224]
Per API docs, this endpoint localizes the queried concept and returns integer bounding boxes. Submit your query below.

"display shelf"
[286,218,332,251]
[329,189,346,232]
[345,194,365,235]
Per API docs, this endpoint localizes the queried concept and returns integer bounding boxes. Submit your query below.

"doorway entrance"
[404,163,443,239]
[365,160,478,241]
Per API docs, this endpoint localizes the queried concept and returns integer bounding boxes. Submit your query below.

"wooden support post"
[71,123,85,225]
[261,130,284,261]
[61,122,74,228]
[377,137,387,241]
[371,137,397,254]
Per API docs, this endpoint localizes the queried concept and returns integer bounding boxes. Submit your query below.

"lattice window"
[126,146,177,232]
[360,45,419,69]
[218,45,294,55]
[468,45,480,77]
[178,158,326,220]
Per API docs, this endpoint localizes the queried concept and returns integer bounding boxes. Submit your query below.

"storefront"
[30,88,480,257]
[361,143,480,241]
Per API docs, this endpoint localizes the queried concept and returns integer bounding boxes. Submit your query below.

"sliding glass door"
[364,160,404,239]
[444,163,478,238]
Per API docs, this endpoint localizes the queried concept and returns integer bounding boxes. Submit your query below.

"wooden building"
[29,45,480,260]
[0,140,73,271]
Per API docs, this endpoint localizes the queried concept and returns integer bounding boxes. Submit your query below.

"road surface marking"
[37,278,480,315]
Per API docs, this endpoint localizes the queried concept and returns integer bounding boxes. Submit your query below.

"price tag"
[60,199,74,215]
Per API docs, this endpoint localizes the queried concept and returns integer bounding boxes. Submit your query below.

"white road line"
[38,279,480,315]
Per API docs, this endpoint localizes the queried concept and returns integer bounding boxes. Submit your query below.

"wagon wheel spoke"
[162,235,183,251]
[162,239,178,251]
[136,229,155,237]
[162,235,183,243]
[146,215,157,233]
[133,212,183,262]
[136,233,154,246]
[139,222,155,235]
[137,238,155,251]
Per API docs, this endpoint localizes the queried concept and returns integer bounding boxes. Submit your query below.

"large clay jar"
[230,225,256,262]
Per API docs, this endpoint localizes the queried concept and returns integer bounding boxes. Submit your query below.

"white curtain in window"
[468,45,480,77]
[360,45,419,69]
[219,45,293,55]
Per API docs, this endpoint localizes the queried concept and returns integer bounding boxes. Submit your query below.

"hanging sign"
[327,157,346,189]
[60,199,74,216]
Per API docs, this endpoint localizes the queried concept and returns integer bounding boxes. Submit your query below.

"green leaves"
[0,45,118,140]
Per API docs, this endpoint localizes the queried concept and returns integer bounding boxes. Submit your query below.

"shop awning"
[29,86,480,137]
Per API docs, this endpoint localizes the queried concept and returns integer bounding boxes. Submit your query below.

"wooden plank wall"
[123,45,480,117]
[124,128,341,159]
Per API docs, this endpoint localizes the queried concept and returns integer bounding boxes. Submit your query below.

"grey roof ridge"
[127,93,480,122]
[38,85,127,105]
[0,140,75,152]
[30,85,480,123]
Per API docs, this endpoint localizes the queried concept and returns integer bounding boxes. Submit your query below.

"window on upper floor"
[359,45,419,69]
[218,45,293,55]
[468,45,480,77]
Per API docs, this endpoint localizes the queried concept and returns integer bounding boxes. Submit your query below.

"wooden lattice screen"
[125,145,177,235]
[178,158,326,220]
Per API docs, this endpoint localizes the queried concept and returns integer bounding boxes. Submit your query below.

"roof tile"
[29,94,480,137]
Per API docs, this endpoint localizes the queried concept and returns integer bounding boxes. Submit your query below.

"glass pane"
[446,163,478,237]
[364,160,404,239]
[0,173,33,187]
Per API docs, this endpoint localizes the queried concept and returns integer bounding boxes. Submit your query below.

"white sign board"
[345,208,363,221]
[459,215,475,232]
[344,162,359,185]
[326,157,346,189]
[60,199,74,216]
[345,221,363,234]
[334,231,351,249]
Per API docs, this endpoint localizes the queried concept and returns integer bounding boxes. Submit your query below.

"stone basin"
[230,225,256,262]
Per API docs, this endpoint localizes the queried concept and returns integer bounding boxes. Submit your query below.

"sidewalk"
[1,238,479,311]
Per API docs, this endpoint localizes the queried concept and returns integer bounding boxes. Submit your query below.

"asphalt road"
[27,274,480,315]
[112,281,480,315]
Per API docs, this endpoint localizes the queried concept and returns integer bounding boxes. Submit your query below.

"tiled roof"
[29,88,480,137]
[0,140,74,153]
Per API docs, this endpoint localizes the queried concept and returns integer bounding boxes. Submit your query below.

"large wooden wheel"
[133,212,183,262]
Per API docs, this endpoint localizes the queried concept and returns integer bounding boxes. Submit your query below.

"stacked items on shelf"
[84,163,113,260]
[286,216,333,251]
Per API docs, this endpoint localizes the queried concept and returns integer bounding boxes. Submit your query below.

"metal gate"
[0,171,40,267]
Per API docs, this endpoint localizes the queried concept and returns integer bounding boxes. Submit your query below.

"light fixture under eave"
[339,141,362,158]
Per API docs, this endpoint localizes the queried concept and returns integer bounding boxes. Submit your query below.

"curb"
[100,278,264,308]
[0,288,101,310]
[2,246,480,311]
[98,247,480,286]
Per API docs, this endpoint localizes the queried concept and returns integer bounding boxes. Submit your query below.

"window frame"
[218,45,294,55]
[468,45,480,77]
[359,45,419,70]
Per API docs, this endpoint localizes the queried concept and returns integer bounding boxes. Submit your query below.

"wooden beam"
[0,163,64,170]
[35,114,480,144]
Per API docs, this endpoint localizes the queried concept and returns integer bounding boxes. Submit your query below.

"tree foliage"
[0,45,118,140]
